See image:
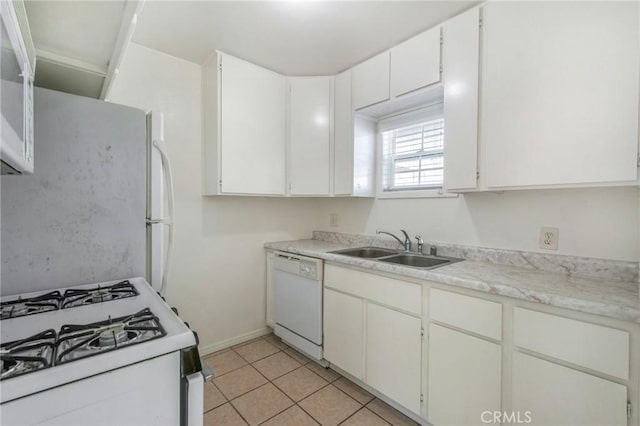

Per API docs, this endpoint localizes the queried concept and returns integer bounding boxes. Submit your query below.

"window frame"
[375,103,458,199]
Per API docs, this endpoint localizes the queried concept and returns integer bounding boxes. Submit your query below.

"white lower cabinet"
[427,323,501,426]
[366,302,422,414]
[321,265,636,425]
[512,352,628,426]
[323,288,364,380]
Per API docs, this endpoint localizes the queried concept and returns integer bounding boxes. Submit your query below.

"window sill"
[376,188,459,199]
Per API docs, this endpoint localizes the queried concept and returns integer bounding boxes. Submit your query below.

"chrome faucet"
[376,229,412,252]
[415,235,424,254]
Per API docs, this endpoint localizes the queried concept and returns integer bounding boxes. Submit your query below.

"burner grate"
[61,280,139,309]
[55,308,166,365]
[0,280,139,320]
[0,291,62,320]
[0,330,56,380]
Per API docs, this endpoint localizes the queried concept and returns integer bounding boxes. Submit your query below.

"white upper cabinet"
[333,70,354,195]
[390,26,441,98]
[202,52,286,195]
[288,77,332,195]
[0,0,35,175]
[352,52,390,110]
[442,8,480,192]
[334,70,375,197]
[481,2,639,188]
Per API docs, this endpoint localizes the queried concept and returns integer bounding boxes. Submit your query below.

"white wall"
[314,187,639,262]
[108,43,318,352]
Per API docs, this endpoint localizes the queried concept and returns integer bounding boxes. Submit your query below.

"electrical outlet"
[329,213,339,228]
[539,227,559,250]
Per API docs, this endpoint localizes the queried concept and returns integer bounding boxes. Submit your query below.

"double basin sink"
[329,247,462,270]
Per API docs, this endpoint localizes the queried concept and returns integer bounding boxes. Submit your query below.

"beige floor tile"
[253,351,301,380]
[272,366,328,401]
[235,339,281,363]
[262,405,319,426]
[205,350,248,377]
[366,399,418,426]
[341,408,390,426]
[305,362,341,383]
[203,403,247,426]
[263,334,290,350]
[299,385,361,426]
[204,381,227,412]
[333,377,374,405]
[231,383,294,426]
[214,365,268,400]
[283,347,313,365]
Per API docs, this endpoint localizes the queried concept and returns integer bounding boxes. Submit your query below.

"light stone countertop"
[264,239,640,324]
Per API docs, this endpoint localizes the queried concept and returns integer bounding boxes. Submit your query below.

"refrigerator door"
[1,88,147,295]
[147,111,173,295]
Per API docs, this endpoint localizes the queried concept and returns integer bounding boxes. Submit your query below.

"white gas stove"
[0,277,203,426]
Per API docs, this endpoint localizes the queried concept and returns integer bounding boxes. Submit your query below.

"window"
[380,105,444,192]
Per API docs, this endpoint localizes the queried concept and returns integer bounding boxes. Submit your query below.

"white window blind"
[381,111,445,191]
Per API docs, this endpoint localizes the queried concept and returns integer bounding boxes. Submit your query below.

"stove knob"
[171,307,179,316]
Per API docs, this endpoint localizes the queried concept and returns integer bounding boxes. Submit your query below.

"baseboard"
[198,327,272,357]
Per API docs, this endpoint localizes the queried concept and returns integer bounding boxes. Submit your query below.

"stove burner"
[90,326,139,349]
[0,329,56,380]
[61,280,138,309]
[55,308,165,365]
[0,291,62,320]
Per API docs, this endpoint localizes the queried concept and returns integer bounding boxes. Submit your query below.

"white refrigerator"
[1,87,173,296]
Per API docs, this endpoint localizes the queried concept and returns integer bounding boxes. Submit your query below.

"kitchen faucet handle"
[399,229,411,251]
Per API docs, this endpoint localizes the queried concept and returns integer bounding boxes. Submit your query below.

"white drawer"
[324,264,421,316]
[429,288,502,340]
[514,308,629,380]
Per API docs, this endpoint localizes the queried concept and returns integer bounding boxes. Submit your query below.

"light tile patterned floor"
[202,334,419,426]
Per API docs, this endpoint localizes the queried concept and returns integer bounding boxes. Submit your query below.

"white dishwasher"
[273,252,324,360]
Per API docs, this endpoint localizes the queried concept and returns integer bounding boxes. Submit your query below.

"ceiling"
[24,1,478,98]
[133,1,477,75]
[25,1,129,98]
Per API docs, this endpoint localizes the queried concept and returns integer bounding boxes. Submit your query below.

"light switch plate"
[539,227,559,250]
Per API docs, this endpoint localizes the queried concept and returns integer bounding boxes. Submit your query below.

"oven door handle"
[183,371,204,426]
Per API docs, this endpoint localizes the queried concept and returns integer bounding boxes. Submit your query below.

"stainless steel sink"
[329,246,462,270]
[378,253,457,269]
[329,247,398,259]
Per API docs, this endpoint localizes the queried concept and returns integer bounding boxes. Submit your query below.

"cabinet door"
[333,70,353,195]
[442,8,479,192]
[482,2,639,188]
[390,27,441,98]
[512,352,627,426]
[289,77,331,195]
[323,289,365,380]
[220,54,286,194]
[427,324,501,426]
[366,302,421,414]
[352,52,390,110]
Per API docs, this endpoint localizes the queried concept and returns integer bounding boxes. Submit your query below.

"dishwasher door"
[273,253,323,346]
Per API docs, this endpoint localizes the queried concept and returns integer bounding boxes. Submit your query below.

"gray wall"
[1,88,147,295]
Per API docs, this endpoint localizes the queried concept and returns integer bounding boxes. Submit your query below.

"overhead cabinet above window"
[390,27,441,98]
[352,25,442,112]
